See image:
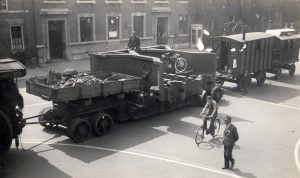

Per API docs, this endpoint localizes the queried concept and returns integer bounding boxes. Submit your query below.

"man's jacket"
[223,124,239,147]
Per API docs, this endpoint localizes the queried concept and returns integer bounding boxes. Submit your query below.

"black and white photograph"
[0,0,300,177]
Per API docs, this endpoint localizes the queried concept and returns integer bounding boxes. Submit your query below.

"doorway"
[157,17,168,45]
[48,21,65,59]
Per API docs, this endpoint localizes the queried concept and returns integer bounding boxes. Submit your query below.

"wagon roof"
[214,32,275,43]
[0,58,26,78]
[265,28,300,40]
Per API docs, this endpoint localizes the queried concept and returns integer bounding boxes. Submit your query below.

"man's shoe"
[222,167,229,169]
[230,160,235,169]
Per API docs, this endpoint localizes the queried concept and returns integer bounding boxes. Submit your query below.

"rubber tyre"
[92,112,113,136]
[256,71,266,86]
[289,64,295,77]
[211,119,220,137]
[0,111,13,161]
[275,68,282,80]
[68,118,92,143]
[38,107,57,129]
[195,127,204,145]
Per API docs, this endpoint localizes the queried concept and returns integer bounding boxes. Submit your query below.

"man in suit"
[127,31,140,52]
[222,116,239,169]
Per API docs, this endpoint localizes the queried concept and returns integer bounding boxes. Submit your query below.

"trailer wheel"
[275,68,282,80]
[68,118,91,143]
[0,111,13,160]
[289,64,296,77]
[92,112,113,136]
[256,71,266,86]
[38,107,57,129]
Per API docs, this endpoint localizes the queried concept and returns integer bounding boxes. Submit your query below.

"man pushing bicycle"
[200,96,218,136]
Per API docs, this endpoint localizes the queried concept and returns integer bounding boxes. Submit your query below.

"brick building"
[0,0,299,63]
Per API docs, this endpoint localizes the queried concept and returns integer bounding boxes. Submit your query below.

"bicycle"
[195,114,221,145]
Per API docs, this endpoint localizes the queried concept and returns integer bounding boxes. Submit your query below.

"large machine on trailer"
[26,46,223,143]
[0,58,26,161]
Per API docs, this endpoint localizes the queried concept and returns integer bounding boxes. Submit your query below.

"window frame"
[10,25,25,53]
[43,0,66,4]
[178,14,189,35]
[76,0,96,4]
[131,0,146,3]
[106,13,122,40]
[131,12,146,38]
[0,0,8,11]
[105,0,123,4]
[154,0,169,4]
[77,13,96,42]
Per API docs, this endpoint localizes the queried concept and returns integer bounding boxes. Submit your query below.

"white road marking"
[224,89,300,110]
[24,102,51,108]
[21,139,244,178]
[295,138,300,173]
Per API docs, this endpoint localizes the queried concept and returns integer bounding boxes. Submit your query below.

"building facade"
[0,0,299,63]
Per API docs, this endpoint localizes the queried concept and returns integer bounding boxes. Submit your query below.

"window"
[179,0,189,3]
[179,15,188,34]
[10,26,24,53]
[132,13,145,37]
[107,14,121,40]
[79,15,95,42]
[273,11,282,26]
[223,0,231,6]
[241,0,244,7]
[0,0,7,10]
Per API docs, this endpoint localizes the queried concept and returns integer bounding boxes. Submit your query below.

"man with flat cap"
[222,115,239,169]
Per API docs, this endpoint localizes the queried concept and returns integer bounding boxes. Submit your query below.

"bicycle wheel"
[195,127,204,145]
[211,119,220,137]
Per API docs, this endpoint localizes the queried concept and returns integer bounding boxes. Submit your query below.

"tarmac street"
[1,59,300,178]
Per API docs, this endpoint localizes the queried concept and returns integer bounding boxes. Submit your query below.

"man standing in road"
[222,116,239,169]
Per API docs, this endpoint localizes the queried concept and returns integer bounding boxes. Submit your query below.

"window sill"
[105,1,123,4]
[179,1,189,4]
[131,1,147,4]
[44,1,66,4]
[154,1,169,4]
[76,1,96,4]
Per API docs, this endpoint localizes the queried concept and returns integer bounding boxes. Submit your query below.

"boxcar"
[265,28,300,79]
[212,32,275,89]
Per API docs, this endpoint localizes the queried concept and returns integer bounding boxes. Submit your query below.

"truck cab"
[0,58,26,160]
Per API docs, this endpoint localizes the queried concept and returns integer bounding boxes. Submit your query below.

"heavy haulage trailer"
[26,46,223,143]
[212,29,300,90]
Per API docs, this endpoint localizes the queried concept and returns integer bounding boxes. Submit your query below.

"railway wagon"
[212,32,274,89]
[265,28,300,80]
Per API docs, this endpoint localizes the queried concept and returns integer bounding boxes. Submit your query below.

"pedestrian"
[127,31,140,52]
[222,115,239,169]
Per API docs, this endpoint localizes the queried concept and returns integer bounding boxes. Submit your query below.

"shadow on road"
[231,168,258,178]
[28,107,253,164]
[0,149,71,178]
[223,79,300,104]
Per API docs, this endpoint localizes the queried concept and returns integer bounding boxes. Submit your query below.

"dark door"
[157,17,168,45]
[48,21,64,59]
